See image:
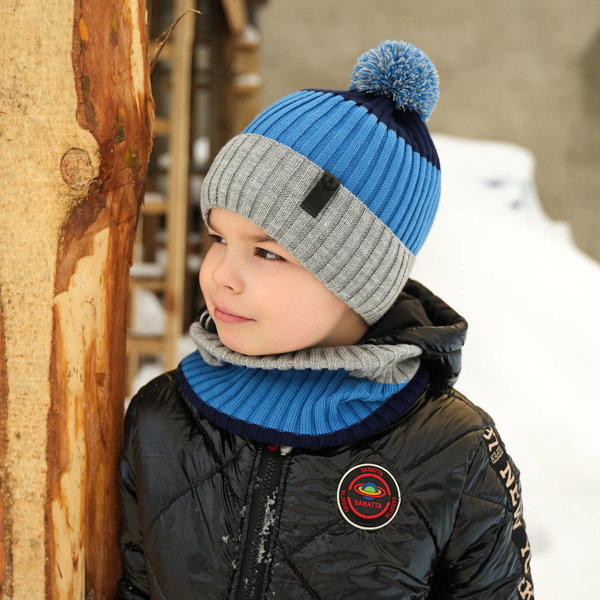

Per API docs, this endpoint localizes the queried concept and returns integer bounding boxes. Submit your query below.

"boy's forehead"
[207,208,277,244]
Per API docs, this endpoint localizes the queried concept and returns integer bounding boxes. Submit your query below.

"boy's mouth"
[213,304,254,324]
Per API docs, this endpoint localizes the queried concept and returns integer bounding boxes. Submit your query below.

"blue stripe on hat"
[244,89,440,255]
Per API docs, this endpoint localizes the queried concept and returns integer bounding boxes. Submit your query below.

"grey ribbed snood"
[189,319,422,385]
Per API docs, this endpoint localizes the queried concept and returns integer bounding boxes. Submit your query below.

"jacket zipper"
[235,445,287,599]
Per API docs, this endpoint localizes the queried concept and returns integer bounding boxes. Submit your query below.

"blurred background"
[128,3,600,596]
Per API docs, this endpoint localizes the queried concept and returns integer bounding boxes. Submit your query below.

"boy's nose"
[211,252,244,293]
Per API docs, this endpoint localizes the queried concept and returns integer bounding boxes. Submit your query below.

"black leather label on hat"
[301,171,341,217]
[337,463,401,530]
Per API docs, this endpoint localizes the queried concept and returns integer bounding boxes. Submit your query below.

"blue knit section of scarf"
[177,350,429,449]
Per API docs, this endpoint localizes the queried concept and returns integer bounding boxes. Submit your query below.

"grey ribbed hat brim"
[201,133,415,324]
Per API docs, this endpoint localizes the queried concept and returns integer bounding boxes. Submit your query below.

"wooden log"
[0,0,154,598]
[0,293,8,597]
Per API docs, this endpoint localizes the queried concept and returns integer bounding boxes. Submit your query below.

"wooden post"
[164,0,195,370]
[0,1,153,598]
[210,3,236,160]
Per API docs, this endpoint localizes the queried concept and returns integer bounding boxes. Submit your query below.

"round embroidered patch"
[337,463,401,530]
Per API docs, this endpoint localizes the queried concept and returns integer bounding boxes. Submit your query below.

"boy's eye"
[209,234,226,244]
[256,248,284,261]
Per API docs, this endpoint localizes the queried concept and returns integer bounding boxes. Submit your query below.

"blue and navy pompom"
[349,40,439,121]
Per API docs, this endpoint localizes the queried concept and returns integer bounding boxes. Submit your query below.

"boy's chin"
[216,330,266,356]
[221,342,264,356]
[216,329,306,357]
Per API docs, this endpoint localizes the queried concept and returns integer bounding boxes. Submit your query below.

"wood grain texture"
[0,291,9,598]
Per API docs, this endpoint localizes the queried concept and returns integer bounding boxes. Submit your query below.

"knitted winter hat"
[201,40,440,324]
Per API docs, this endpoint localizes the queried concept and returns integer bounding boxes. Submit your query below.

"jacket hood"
[365,279,468,385]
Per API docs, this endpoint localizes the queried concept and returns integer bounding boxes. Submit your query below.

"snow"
[132,133,600,597]
[412,134,600,599]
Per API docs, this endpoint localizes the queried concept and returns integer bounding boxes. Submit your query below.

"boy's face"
[200,208,367,356]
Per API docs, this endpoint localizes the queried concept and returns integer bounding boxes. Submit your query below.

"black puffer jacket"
[118,281,533,599]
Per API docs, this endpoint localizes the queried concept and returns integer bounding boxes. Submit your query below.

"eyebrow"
[207,214,277,244]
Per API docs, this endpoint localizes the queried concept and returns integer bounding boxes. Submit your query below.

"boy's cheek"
[199,253,215,297]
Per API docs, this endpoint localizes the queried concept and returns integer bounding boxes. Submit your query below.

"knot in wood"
[61,148,94,191]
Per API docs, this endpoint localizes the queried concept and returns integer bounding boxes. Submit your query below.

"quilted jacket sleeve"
[117,396,151,600]
[434,426,534,600]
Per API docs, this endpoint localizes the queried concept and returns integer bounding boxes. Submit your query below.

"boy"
[118,41,534,599]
